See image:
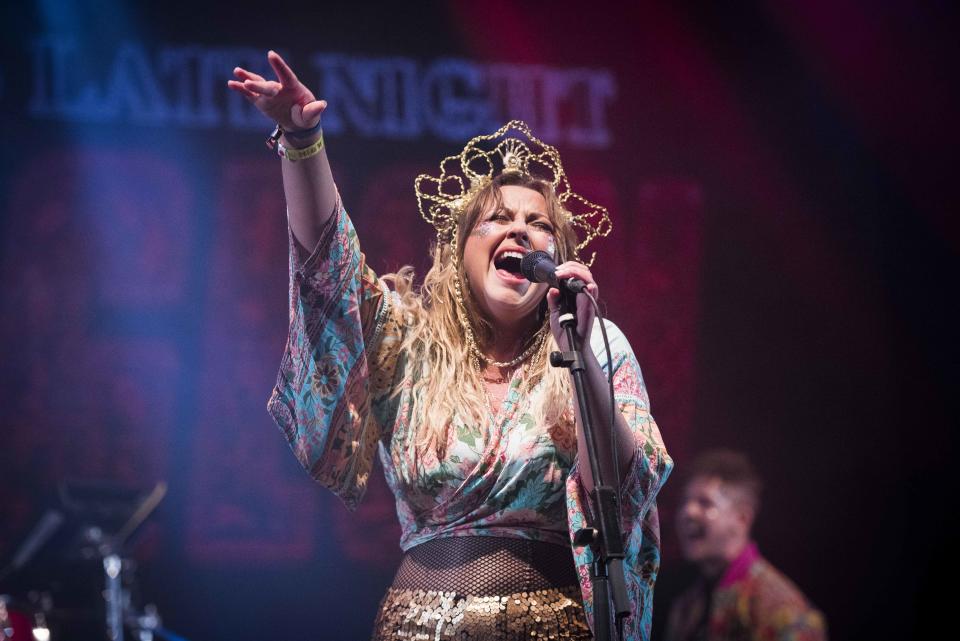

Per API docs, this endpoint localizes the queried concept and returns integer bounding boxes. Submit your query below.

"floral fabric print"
[665,543,828,641]
[268,207,672,640]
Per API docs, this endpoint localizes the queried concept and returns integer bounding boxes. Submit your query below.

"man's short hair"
[686,449,763,511]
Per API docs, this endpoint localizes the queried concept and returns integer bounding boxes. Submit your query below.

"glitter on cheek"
[545,235,557,258]
[472,221,495,238]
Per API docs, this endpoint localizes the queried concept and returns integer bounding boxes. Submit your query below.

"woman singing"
[228,51,671,641]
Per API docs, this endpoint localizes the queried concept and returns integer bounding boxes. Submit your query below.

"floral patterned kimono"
[267,205,672,640]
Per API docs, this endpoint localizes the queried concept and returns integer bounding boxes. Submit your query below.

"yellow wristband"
[277,132,325,162]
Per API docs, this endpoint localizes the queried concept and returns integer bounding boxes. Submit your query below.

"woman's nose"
[507,219,530,246]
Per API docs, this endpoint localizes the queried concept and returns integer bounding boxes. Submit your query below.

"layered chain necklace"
[474,327,549,417]
[478,325,548,370]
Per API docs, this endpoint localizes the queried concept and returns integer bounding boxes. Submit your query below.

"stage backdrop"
[1,2,955,640]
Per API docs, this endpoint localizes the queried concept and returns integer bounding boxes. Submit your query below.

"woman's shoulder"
[588,318,633,362]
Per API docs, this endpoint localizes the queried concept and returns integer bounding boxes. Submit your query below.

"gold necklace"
[478,327,547,369]
[476,331,548,422]
[452,270,551,369]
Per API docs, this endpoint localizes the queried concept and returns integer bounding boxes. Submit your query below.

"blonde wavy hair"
[384,173,578,459]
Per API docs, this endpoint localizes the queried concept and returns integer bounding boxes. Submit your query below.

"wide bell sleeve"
[267,204,405,510]
[565,320,673,641]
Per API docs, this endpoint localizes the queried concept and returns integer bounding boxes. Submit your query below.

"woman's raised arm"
[228,50,337,255]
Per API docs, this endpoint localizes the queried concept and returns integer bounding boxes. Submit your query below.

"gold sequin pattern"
[372,586,592,640]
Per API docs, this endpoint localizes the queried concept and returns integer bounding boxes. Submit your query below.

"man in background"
[666,449,826,641]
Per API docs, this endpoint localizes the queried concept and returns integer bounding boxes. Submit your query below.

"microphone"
[520,250,588,293]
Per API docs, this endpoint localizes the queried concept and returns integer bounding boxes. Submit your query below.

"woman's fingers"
[546,285,597,351]
[242,79,281,96]
[547,287,561,313]
[554,262,592,277]
[267,50,298,86]
[226,79,259,100]
[301,100,328,122]
[546,261,599,348]
[233,67,265,83]
[553,262,599,299]
[228,52,324,131]
[229,67,267,100]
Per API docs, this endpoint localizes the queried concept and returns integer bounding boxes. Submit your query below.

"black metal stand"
[550,288,629,641]
[0,481,191,641]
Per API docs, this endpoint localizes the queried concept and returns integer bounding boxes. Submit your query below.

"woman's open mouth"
[493,251,527,283]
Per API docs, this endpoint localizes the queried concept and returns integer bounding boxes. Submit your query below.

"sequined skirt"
[371,536,592,640]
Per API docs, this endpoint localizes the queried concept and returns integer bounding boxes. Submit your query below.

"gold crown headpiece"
[414,120,612,265]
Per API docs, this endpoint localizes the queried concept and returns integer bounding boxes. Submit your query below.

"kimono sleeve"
[267,205,405,510]
[565,319,673,641]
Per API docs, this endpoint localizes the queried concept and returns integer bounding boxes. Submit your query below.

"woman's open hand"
[227,50,326,134]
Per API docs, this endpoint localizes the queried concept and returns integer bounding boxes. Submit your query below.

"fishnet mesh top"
[389,536,580,595]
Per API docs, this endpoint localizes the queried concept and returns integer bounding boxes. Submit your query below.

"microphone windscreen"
[520,250,555,284]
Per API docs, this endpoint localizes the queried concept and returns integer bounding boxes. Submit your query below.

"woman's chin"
[481,294,542,326]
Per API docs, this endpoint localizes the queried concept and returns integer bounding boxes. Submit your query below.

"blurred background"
[0,1,955,639]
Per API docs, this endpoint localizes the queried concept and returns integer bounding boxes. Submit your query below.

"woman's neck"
[482,315,541,363]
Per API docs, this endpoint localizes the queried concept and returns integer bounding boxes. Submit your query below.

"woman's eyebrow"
[496,206,549,220]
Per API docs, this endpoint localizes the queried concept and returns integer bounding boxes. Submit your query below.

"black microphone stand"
[550,287,630,641]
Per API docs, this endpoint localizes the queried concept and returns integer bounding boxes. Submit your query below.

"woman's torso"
[380,358,578,551]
